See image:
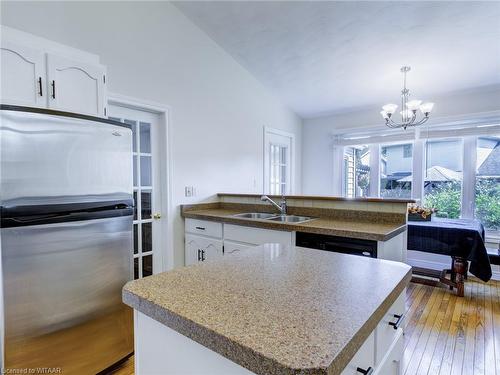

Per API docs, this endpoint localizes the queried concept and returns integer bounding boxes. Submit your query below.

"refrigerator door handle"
[1,206,134,228]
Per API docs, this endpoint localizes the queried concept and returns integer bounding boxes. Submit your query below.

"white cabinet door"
[47,54,106,117]
[223,240,252,256]
[341,332,375,375]
[185,234,223,266]
[1,41,46,107]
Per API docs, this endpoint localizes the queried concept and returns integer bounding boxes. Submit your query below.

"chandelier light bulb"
[380,110,389,119]
[382,103,398,114]
[420,102,435,115]
[406,100,422,111]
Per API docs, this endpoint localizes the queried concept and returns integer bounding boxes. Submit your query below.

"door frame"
[263,126,296,195]
[108,92,173,272]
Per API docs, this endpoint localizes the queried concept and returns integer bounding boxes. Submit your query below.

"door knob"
[153,213,162,220]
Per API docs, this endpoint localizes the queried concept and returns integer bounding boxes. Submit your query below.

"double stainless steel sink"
[232,212,316,223]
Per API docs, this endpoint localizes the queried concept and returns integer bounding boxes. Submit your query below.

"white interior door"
[0,41,46,107]
[264,127,294,195]
[108,104,165,278]
[47,53,106,117]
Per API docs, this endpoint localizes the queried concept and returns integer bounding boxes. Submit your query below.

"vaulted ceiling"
[174,1,500,118]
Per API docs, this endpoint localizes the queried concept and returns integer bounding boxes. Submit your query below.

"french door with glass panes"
[264,128,294,195]
[108,104,163,279]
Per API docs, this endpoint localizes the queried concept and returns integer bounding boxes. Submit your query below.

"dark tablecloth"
[407,217,492,282]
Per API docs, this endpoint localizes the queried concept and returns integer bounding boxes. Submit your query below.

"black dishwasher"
[296,232,377,258]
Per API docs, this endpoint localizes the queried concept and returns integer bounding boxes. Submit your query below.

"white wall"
[302,85,500,195]
[0,1,302,268]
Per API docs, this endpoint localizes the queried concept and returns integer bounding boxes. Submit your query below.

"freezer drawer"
[0,108,132,205]
[2,215,133,373]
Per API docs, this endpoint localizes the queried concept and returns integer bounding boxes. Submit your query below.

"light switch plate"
[185,186,194,197]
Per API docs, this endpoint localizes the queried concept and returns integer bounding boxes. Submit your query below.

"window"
[423,139,463,219]
[380,143,412,198]
[475,136,500,231]
[269,144,288,195]
[344,145,370,198]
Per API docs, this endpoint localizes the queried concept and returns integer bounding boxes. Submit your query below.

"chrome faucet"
[261,194,287,215]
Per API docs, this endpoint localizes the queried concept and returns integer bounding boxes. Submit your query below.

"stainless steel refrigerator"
[0,105,134,373]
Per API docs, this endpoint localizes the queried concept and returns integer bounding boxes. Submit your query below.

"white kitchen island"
[123,244,411,375]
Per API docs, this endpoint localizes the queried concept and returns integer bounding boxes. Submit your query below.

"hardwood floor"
[108,278,500,375]
[402,278,500,375]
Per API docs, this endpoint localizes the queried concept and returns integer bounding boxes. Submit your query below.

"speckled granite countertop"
[123,244,412,375]
[182,207,406,241]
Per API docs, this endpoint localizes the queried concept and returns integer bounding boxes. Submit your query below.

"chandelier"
[380,66,434,129]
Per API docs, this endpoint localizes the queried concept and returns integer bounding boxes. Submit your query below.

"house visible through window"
[475,136,500,231]
[338,128,500,234]
[423,139,463,219]
[380,143,412,199]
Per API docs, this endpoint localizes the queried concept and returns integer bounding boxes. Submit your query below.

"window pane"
[475,136,500,231]
[424,139,463,218]
[142,255,153,277]
[142,222,152,253]
[133,224,138,254]
[139,122,151,153]
[380,143,412,199]
[345,145,370,198]
[140,156,152,186]
[344,148,355,198]
[133,191,138,220]
[133,257,139,280]
[141,190,152,219]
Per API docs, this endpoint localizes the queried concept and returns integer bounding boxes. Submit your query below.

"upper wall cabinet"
[1,40,107,117]
[1,41,46,107]
[47,54,106,117]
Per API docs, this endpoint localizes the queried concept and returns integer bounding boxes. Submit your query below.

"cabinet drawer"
[224,224,292,246]
[223,240,252,256]
[185,219,222,238]
[375,290,405,365]
[341,332,375,375]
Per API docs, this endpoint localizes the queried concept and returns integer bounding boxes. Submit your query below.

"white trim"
[263,126,296,195]
[369,144,380,197]
[461,136,477,219]
[412,129,425,203]
[108,92,174,272]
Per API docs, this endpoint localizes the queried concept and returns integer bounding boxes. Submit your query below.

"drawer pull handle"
[201,249,206,261]
[197,249,202,261]
[389,314,404,330]
[195,226,206,230]
[356,367,373,375]
[38,77,43,96]
[51,80,56,99]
